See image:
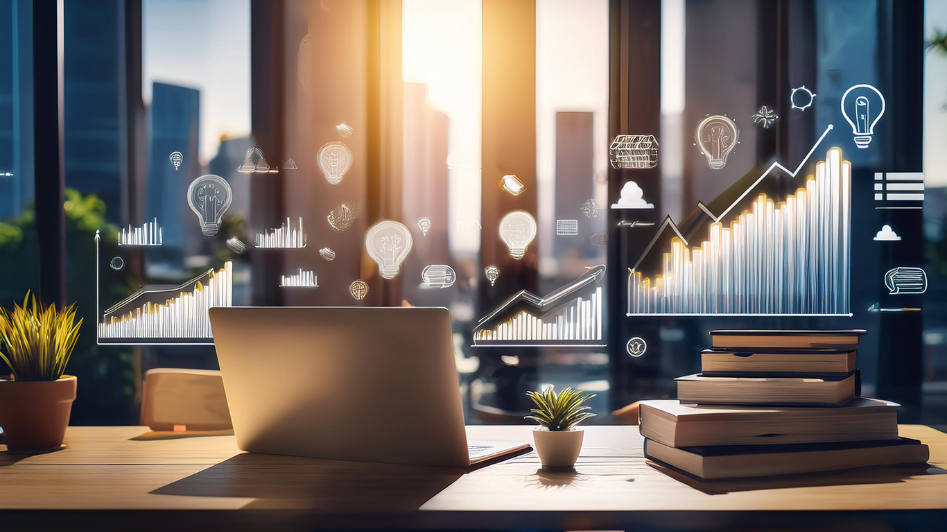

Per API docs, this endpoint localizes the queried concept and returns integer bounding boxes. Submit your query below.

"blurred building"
[208,135,252,218]
[0,0,34,219]
[554,112,595,265]
[63,0,125,223]
[146,81,200,253]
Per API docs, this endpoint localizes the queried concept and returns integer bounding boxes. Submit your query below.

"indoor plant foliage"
[0,292,82,451]
[526,386,596,467]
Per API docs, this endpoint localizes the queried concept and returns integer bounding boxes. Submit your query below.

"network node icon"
[790,85,816,111]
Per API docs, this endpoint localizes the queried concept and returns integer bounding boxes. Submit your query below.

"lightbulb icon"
[418,217,431,236]
[840,84,885,149]
[169,151,183,171]
[365,220,413,280]
[317,142,353,184]
[485,266,499,287]
[694,115,739,170]
[498,211,537,260]
[187,174,232,236]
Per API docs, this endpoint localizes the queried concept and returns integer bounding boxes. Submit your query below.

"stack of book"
[640,329,930,480]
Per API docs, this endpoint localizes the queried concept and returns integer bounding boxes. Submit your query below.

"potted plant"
[0,292,82,452]
[525,386,596,467]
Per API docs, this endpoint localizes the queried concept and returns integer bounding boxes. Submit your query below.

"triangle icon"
[284,158,298,170]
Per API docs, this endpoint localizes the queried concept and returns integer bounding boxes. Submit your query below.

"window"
[5,0,942,426]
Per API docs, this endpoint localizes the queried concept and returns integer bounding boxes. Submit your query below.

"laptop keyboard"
[467,444,493,456]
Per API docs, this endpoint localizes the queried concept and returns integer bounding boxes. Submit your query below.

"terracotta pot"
[532,427,584,467]
[0,376,77,452]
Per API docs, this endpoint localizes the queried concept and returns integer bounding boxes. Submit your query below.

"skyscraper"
[147,82,200,252]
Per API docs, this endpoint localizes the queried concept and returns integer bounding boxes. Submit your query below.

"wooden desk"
[1,425,945,531]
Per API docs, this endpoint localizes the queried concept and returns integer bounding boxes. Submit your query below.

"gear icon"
[791,85,816,111]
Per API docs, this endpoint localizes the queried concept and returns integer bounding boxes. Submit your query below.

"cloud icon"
[874,225,901,241]
[611,181,654,209]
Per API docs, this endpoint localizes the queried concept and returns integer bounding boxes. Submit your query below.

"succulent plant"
[525,386,596,431]
[0,292,81,381]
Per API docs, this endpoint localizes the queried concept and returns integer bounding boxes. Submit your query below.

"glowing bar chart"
[280,269,318,288]
[256,217,307,249]
[473,286,603,343]
[118,218,163,246]
[473,265,606,347]
[628,147,850,315]
[98,262,233,341]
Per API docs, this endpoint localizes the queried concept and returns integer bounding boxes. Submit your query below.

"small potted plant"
[0,292,82,452]
[525,385,596,467]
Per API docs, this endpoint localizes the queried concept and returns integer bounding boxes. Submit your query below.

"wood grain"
[1,425,945,531]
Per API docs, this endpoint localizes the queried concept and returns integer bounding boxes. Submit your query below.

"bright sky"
[402,0,483,254]
[142,0,251,165]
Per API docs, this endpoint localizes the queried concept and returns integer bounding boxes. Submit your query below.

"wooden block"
[141,369,232,431]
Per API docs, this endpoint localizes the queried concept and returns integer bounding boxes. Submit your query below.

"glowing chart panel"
[98,262,233,344]
[628,144,851,316]
[97,228,233,345]
[473,265,606,347]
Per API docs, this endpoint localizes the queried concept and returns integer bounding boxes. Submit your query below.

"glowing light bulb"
[840,84,885,149]
[317,142,353,184]
[169,151,183,171]
[498,211,537,260]
[485,266,499,287]
[365,220,413,280]
[418,217,431,236]
[187,175,232,236]
[694,115,739,170]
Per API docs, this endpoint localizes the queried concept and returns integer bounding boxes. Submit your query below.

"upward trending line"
[709,124,835,222]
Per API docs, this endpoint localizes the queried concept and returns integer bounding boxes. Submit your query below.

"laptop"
[209,306,529,467]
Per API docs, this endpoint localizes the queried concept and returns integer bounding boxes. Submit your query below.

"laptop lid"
[210,306,470,467]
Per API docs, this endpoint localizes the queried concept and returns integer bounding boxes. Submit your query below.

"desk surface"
[2,425,945,531]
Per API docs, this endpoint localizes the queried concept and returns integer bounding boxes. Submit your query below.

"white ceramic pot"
[532,428,584,467]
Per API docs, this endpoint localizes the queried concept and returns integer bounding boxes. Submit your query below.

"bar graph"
[118,218,163,246]
[280,268,318,288]
[473,265,606,347]
[98,262,233,343]
[255,217,307,249]
[628,144,850,316]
